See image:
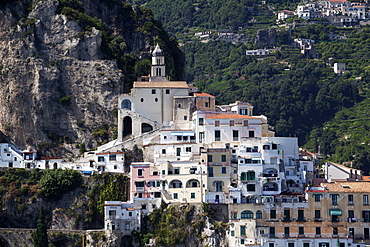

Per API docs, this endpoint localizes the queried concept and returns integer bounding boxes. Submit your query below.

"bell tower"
[150,44,166,81]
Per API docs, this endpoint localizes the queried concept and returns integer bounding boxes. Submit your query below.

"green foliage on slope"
[39,169,83,200]
[184,39,362,144]
[33,206,48,247]
[305,98,370,174]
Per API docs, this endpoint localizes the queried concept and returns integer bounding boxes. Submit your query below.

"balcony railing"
[297,217,306,222]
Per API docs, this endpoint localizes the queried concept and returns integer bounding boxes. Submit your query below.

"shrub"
[39,169,82,200]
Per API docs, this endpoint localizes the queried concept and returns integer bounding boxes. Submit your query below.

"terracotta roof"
[40,157,62,160]
[133,81,189,88]
[96,152,124,155]
[194,92,215,98]
[206,114,259,119]
[363,176,370,181]
[321,182,370,192]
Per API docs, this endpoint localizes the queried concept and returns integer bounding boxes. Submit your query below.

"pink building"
[130,162,161,200]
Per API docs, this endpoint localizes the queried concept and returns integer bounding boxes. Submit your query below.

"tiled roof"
[321,182,370,192]
[133,81,189,88]
[194,92,215,97]
[206,114,258,119]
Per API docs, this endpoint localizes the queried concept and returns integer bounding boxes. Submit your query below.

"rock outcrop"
[0,0,184,157]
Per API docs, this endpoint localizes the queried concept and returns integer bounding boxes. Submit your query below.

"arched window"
[241,210,254,219]
[121,99,131,110]
[256,210,262,219]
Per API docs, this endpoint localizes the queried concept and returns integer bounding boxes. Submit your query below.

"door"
[176,148,181,156]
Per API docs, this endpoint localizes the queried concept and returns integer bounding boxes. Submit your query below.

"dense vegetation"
[39,169,83,200]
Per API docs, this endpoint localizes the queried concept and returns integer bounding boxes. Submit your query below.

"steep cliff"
[0,0,184,157]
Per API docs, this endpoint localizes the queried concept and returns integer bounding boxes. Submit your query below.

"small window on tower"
[166,89,170,94]
[152,89,156,94]
[155,98,158,102]
[141,98,144,102]
[205,102,209,107]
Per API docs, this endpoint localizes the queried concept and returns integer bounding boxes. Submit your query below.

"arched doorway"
[141,123,153,133]
[121,235,134,247]
[123,117,132,137]
[53,162,58,169]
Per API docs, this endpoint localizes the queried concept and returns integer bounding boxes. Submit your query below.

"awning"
[329,209,342,216]
[171,132,195,136]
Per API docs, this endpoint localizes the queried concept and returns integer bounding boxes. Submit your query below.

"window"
[247,171,255,180]
[109,154,116,161]
[208,167,213,177]
[240,239,244,244]
[191,193,195,199]
[316,227,321,235]
[269,227,275,237]
[233,130,239,141]
[247,184,255,191]
[284,209,290,221]
[348,210,354,218]
[249,130,254,137]
[243,120,248,126]
[140,98,144,102]
[173,193,178,199]
[284,227,290,237]
[231,230,235,236]
[314,194,321,202]
[155,98,158,102]
[230,120,234,126]
[331,194,338,205]
[166,89,170,94]
[270,209,276,219]
[174,168,180,174]
[184,116,187,120]
[129,212,132,217]
[221,155,227,162]
[162,170,165,175]
[215,121,220,127]
[241,210,254,219]
[98,156,104,162]
[315,210,321,221]
[240,226,246,236]
[348,194,354,205]
[199,132,204,143]
[178,104,182,108]
[138,169,143,176]
[303,244,310,247]
[199,118,204,126]
[125,222,130,230]
[186,147,191,152]
[14,157,17,161]
[288,243,294,247]
[215,130,221,141]
[205,102,209,107]
[156,181,160,187]
[299,227,304,235]
[135,181,144,188]
[241,172,246,181]
[114,165,117,169]
[240,109,247,115]
[152,89,156,94]
[207,155,213,162]
[256,210,262,219]
[148,181,155,187]
[222,167,227,174]
[269,244,274,247]
[162,149,166,154]
[364,195,369,205]
[363,210,370,222]
[298,209,304,221]
[333,227,338,236]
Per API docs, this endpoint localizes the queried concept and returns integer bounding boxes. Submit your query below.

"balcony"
[314,218,322,222]
[315,234,322,238]
[136,187,145,192]
[282,217,291,222]
[297,217,306,222]
[298,234,305,238]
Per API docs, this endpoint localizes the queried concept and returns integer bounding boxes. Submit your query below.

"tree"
[33,206,48,247]
[39,169,83,200]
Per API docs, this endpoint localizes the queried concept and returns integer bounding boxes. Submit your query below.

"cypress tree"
[33,206,48,247]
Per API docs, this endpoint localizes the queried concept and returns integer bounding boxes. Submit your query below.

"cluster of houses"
[102,45,370,247]
[278,0,370,27]
[1,44,368,246]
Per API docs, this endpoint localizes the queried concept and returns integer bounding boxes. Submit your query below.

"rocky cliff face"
[0,0,184,157]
